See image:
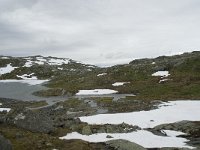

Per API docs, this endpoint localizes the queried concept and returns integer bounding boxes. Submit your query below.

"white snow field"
[0,64,18,75]
[60,130,193,149]
[61,100,200,149]
[79,100,200,128]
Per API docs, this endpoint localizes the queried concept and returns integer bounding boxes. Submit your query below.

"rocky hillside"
[0,51,200,99]
[0,51,200,150]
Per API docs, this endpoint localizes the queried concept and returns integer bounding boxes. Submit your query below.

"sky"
[0,0,200,66]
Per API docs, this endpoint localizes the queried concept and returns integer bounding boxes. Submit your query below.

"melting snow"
[35,61,45,65]
[79,101,200,128]
[24,60,33,67]
[97,73,107,76]
[17,73,37,80]
[23,57,70,67]
[1,57,9,59]
[0,108,11,112]
[0,64,18,75]
[0,102,12,113]
[48,58,69,65]
[70,69,76,71]
[152,71,170,77]
[58,67,63,70]
[76,89,118,95]
[61,100,199,149]
[159,79,171,83]
[60,130,193,149]
[112,82,130,86]
[36,57,46,62]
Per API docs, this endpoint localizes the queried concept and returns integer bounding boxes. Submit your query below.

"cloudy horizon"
[0,0,200,66]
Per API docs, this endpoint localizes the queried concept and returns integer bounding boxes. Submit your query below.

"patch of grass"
[95,97,113,104]
[33,88,65,97]
[27,101,48,108]
[0,124,104,150]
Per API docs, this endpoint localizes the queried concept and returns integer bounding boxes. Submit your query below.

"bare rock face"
[0,134,12,150]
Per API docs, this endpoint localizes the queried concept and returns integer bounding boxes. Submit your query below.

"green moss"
[0,124,104,150]
[27,101,48,108]
[95,97,113,104]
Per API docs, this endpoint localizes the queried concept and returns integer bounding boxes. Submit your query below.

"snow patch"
[60,130,193,149]
[35,60,45,65]
[159,79,171,83]
[36,57,47,62]
[97,73,107,77]
[70,69,76,71]
[24,60,33,67]
[76,89,118,95]
[48,58,69,65]
[61,101,199,149]
[0,64,18,75]
[0,108,11,112]
[23,57,69,67]
[112,82,130,86]
[152,71,170,77]
[17,73,37,80]
[15,113,26,120]
[58,67,63,70]
[79,100,200,128]
[1,57,9,59]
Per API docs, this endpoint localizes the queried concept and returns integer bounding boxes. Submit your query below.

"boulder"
[106,139,146,150]
[82,125,92,135]
[14,110,54,134]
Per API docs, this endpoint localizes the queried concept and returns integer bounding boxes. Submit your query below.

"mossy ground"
[0,124,106,150]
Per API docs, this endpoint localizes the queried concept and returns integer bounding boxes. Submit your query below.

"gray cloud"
[0,0,200,66]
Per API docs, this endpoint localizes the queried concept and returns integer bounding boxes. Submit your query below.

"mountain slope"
[0,51,200,99]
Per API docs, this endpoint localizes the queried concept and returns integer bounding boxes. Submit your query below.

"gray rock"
[106,135,113,138]
[82,125,92,135]
[14,110,54,133]
[0,134,12,150]
[106,139,146,150]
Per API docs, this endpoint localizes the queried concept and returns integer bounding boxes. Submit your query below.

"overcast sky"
[0,0,200,66]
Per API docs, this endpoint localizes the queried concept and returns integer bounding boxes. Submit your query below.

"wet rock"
[0,134,12,150]
[106,135,113,138]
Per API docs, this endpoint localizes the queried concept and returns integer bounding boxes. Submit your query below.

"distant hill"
[0,51,200,100]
